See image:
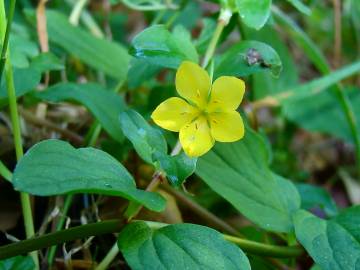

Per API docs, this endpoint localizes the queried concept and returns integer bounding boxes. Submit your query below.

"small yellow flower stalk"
[151,61,245,157]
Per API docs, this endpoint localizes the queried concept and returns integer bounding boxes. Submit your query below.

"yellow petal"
[209,111,245,142]
[175,61,211,109]
[151,97,200,132]
[179,116,214,157]
[207,76,245,112]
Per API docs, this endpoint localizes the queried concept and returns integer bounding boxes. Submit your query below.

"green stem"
[0,219,303,260]
[94,243,119,270]
[47,194,74,266]
[0,1,39,267]
[0,160,12,182]
[201,9,232,69]
[223,234,303,258]
[0,0,16,83]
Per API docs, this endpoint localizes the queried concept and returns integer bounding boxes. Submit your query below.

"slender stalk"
[0,1,39,267]
[0,160,12,182]
[223,234,303,258]
[0,219,303,260]
[94,243,119,270]
[47,194,74,266]
[201,9,232,68]
[0,0,16,83]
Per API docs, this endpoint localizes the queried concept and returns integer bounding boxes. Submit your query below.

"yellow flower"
[151,61,245,157]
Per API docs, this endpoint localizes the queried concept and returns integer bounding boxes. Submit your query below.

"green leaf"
[241,23,298,99]
[129,25,198,69]
[296,183,338,217]
[0,53,64,106]
[36,83,126,143]
[214,40,282,78]
[119,109,196,186]
[119,109,167,164]
[284,87,360,143]
[154,151,197,187]
[44,10,129,80]
[286,0,311,15]
[196,127,300,232]
[117,221,251,270]
[0,256,34,270]
[13,139,165,212]
[0,256,35,270]
[293,207,360,270]
[9,33,39,68]
[236,0,272,30]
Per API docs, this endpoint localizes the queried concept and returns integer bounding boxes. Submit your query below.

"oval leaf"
[130,25,198,69]
[236,0,272,30]
[215,40,282,78]
[117,221,251,270]
[13,140,165,212]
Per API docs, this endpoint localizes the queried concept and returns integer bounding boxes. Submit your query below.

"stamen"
[196,90,201,98]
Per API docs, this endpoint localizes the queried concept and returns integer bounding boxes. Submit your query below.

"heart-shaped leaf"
[117,221,251,270]
[13,140,165,212]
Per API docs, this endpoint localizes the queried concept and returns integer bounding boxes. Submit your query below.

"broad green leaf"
[294,207,360,270]
[284,87,360,143]
[119,109,196,186]
[117,221,251,270]
[196,127,301,232]
[236,0,272,30]
[214,40,282,78]
[13,139,165,212]
[127,58,161,89]
[119,109,167,164]
[0,53,64,106]
[129,25,198,69]
[296,183,338,217]
[36,83,126,143]
[44,10,129,80]
[0,256,34,270]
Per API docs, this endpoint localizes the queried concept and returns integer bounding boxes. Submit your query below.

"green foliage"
[0,52,63,106]
[129,25,198,69]
[196,127,300,232]
[294,207,360,270]
[36,83,126,142]
[296,183,338,217]
[36,10,130,80]
[0,256,34,270]
[214,40,282,78]
[119,109,196,186]
[235,0,272,30]
[13,139,165,211]
[117,221,251,270]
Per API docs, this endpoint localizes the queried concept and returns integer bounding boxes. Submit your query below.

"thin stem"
[94,243,119,270]
[223,234,303,258]
[0,0,16,83]
[0,160,12,182]
[0,219,303,260]
[201,9,232,69]
[47,194,74,266]
[0,219,125,260]
[0,1,39,267]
